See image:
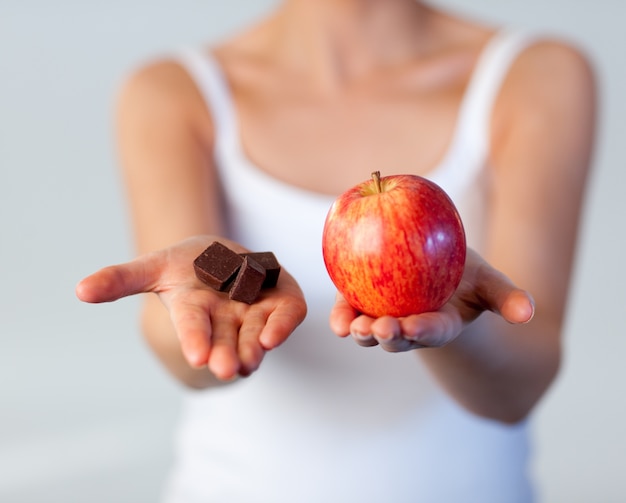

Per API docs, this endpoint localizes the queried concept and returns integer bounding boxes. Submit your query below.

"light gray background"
[1,1,624,502]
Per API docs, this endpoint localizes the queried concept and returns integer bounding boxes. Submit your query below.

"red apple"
[322,171,466,318]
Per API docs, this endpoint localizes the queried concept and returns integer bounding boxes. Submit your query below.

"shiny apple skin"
[322,174,466,318]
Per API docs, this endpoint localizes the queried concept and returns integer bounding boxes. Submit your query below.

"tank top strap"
[177,49,238,152]
[432,29,538,191]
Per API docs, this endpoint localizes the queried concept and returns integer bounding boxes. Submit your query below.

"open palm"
[329,248,535,352]
[76,236,307,380]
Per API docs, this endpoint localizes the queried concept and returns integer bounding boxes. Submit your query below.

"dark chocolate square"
[228,256,266,304]
[240,251,281,288]
[193,241,244,291]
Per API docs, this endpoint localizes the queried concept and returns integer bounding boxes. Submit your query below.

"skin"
[76,0,595,422]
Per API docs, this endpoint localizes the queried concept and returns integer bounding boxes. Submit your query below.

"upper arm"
[487,39,596,332]
[116,59,224,256]
[115,60,228,386]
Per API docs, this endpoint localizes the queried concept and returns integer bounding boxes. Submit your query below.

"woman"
[77,0,595,501]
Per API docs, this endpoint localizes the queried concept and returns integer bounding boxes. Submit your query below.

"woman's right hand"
[75,236,307,380]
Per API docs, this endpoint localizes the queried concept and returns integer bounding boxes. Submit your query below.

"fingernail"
[351,331,371,341]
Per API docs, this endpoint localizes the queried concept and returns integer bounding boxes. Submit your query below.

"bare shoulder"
[116,57,212,141]
[519,36,594,72]
[500,36,596,118]
[492,36,597,167]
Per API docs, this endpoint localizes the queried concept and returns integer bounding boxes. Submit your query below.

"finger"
[76,254,162,303]
[348,313,378,346]
[168,295,212,368]
[258,300,307,350]
[237,309,268,376]
[474,264,535,324]
[329,293,358,337]
[207,312,242,380]
[369,316,401,341]
[351,332,379,347]
[369,316,419,352]
[379,337,424,352]
[501,289,535,324]
[400,305,464,347]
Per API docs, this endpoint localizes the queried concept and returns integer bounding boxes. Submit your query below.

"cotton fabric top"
[164,29,537,503]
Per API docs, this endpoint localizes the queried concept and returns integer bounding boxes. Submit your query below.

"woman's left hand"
[329,248,535,352]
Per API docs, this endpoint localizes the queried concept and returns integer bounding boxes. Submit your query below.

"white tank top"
[165,29,537,503]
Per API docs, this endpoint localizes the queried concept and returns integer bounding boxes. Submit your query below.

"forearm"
[418,312,561,424]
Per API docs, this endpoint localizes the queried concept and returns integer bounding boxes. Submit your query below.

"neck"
[266,0,435,85]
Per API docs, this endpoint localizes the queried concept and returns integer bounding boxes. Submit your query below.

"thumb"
[75,252,162,303]
[500,288,535,324]
[472,259,535,324]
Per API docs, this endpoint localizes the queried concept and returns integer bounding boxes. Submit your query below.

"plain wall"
[1,1,624,502]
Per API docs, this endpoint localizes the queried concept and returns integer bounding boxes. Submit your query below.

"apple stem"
[372,171,382,193]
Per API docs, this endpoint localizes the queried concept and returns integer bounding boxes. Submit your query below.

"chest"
[231,74,469,196]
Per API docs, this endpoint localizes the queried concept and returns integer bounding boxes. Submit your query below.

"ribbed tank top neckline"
[177,29,536,201]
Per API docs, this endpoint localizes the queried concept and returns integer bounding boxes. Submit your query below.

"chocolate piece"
[194,241,244,291]
[228,256,266,304]
[240,252,281,288]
